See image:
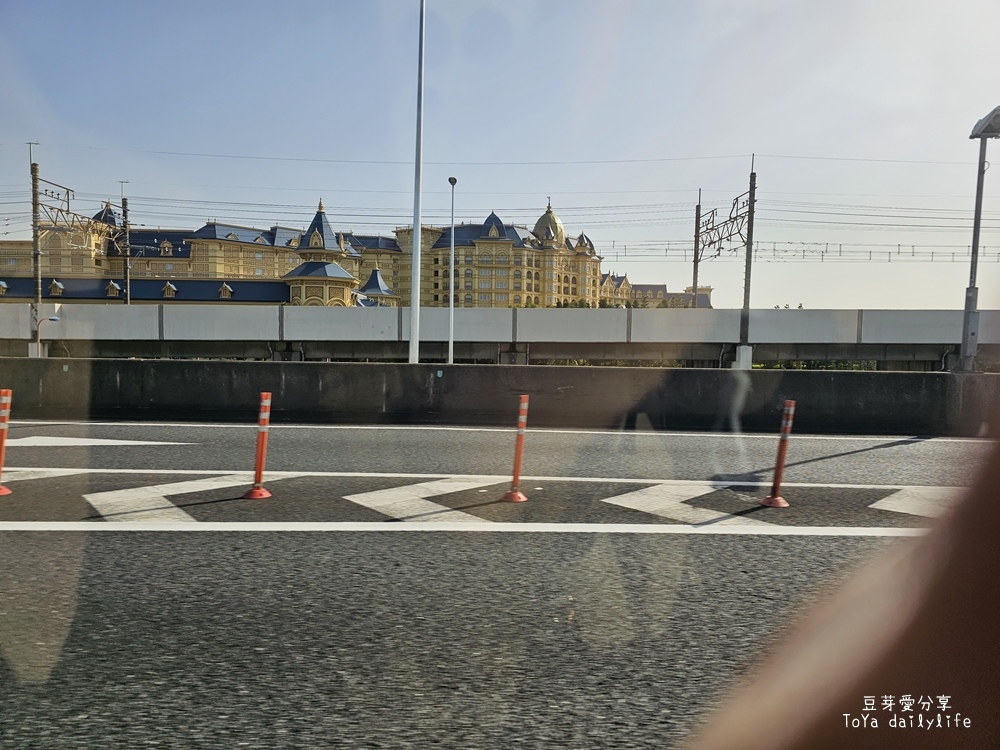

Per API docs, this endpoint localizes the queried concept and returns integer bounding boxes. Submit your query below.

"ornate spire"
[318,199,325,213]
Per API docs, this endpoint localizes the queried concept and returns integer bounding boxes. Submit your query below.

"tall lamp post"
[960,105,1000,372]
[448,176,457,364]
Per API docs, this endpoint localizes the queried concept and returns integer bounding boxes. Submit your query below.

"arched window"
[513,269,521,278]
[534,296,540,305]
[465,268,473,277]
[464,294,473,305]
[572,276,577,284]
[514,295,521,304]
[563,275,569,284]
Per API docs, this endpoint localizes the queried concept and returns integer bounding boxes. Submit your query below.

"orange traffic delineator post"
[0,389,11,496]
[502,394,530,503]
[761,399,796,508]
[244,391,273,500]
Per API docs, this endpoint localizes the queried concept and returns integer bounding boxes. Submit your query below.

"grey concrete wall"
[1,359,997,436]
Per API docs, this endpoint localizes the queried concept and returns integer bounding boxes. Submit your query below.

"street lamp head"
[970,105,1000,139]
[448,177,457,186]
[47,316,60,322]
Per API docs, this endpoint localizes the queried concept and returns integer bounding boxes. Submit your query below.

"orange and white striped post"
[0,389,11,496]
[502,394,529,503]
[243,391,273,500]
[761,399,796,508]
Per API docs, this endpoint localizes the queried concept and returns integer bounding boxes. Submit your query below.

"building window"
[433,283,439,289]
[497,255,508,264]
[162,282,177,298]
[255,252,264,260]
[433,294,439,301]
[513,270,521,278]
[495,281,508,290]
[479,293,491,301]
[514,257,522,266]
[465,255,473,265]
[514,283,521,291]
[464,269,473,278]
[464,281,472,290]
[433,257,440,264]
[547,284,554,292]
[464,294,473,304]
[160,242,173,256]
[219,283,234,299]
[433,270,439,277]
[105,281,121,297]
[513,295,521,304]
[6,258,15,265]
[49,280,64,296]
[495,293,508,302]
[547,272,555,280]
[496,268,508,277]
[254,268,263,276]
[480,268,491,276]
[479,254,491,264]
[479,280,491,289]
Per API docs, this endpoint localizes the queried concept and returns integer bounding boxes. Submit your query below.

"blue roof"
[91,203,119,227]
[123,229,195,258]
[0,276,289,302]
[432,216,528,250]
[191,223,272,244]
[282,261,355,280]
[347,234,401,252]
[300,201,359,256]
[358,268,395,296]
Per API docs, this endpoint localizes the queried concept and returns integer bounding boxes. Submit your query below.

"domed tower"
[532,198,566,249]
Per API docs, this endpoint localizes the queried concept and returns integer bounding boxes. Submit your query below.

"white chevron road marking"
[83,474,268,522]
[342,477,505,522]
[868,486,963,518]
[601,482,774,526]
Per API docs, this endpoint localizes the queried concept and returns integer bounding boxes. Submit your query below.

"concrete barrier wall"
[517,308,628,342]
[284,306,398,341]
[1,358,997,436]
[162,305,280,341]
[749,309,859,344]
[631,309,740,343]
[3,303,1000,347]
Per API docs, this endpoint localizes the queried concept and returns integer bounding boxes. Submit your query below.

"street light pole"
[960,106,1000,372]
[448,176,457,364]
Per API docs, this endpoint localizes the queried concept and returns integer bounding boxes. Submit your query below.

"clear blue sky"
[2,0,1000,309]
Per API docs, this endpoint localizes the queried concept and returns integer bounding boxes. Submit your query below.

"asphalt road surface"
[0,421,991,748]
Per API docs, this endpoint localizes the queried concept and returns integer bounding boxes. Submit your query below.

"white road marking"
[83,474,265,522]
[602,483,773,526]
[6,437,191,447]
[0,467,970,491]
[342,477,504,522]
[869,486,963,518]
[7,420,987,442]
[0,521,927,536]
[0,469,89,482]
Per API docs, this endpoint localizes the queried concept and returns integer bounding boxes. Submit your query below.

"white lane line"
[602,483,773,526]
[869,486,963,518]
[343,478,503,522]
[6,437,192,447]
[0,469,89,482]
[0,467,970,491]
[7,420,986,442]
[0,521,927,536]
[83,474,262,522]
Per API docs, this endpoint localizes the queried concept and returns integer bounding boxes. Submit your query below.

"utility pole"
[736,159,757,367]
[121,197,131,304]
[691,189,701,308]
[31,162,42,355]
